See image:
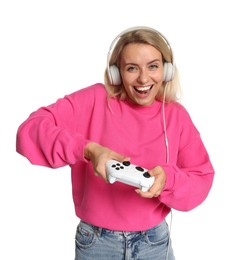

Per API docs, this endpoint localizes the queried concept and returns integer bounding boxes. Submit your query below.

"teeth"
[136,86,151,91]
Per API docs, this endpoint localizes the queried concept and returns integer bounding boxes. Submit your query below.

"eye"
[126,65,138,72]
[149,64,159,70]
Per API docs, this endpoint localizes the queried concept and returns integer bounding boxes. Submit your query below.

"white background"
[0,0,232,259]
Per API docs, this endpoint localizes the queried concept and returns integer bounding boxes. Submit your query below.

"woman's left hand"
[135,166,167,198]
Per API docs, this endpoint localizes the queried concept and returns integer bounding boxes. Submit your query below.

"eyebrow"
[148,59,162,64]
[124,59,162,66]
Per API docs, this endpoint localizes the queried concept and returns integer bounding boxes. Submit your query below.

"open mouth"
[134,85,153,94]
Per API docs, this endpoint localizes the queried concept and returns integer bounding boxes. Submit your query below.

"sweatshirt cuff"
[161,164,176,191]
[73,134,90,163]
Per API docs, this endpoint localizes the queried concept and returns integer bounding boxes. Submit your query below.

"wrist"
[84,142,98,160]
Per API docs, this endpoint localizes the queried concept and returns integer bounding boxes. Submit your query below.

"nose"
[137,69,149,84]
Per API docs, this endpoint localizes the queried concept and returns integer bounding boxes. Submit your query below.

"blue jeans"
[75,220,175,260]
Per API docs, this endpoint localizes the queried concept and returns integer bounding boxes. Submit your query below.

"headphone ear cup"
[108,65,122,85]
[163,62,174,82]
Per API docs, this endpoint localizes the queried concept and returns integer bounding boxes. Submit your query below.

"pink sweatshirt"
[16,83,214,231]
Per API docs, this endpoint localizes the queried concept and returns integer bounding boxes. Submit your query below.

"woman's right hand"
[84,142,130,182]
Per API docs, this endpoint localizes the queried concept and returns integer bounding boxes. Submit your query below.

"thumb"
[113,154,130,163]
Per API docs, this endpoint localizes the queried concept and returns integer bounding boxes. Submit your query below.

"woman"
[16,26,214,260]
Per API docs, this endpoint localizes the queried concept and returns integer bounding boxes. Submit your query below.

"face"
[119,43,164,106]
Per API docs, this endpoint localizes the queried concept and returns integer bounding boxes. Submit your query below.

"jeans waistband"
[79,220,159,238]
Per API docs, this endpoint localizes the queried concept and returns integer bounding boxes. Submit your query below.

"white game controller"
[106,160,155,192]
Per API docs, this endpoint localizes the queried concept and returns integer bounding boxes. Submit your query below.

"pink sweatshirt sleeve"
[16,95,90,168]
[159,124,214,212]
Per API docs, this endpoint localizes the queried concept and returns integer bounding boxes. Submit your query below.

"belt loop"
[95,226,102,237]
[141,230,146,236]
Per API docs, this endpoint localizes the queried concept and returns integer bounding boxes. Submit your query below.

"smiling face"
[119,43,164,106]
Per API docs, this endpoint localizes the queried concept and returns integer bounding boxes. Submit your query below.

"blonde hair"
[104,28,181,103]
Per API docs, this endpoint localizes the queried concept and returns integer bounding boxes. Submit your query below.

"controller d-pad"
[143,172,150,178]
[111,163,124,170]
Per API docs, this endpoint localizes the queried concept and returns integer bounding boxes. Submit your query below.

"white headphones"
[107,26,175,86]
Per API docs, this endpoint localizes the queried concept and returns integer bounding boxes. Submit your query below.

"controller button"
[143,172,151,178]
[136,166,144,172]
[115,166,124,170]
[122,161,131,166]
